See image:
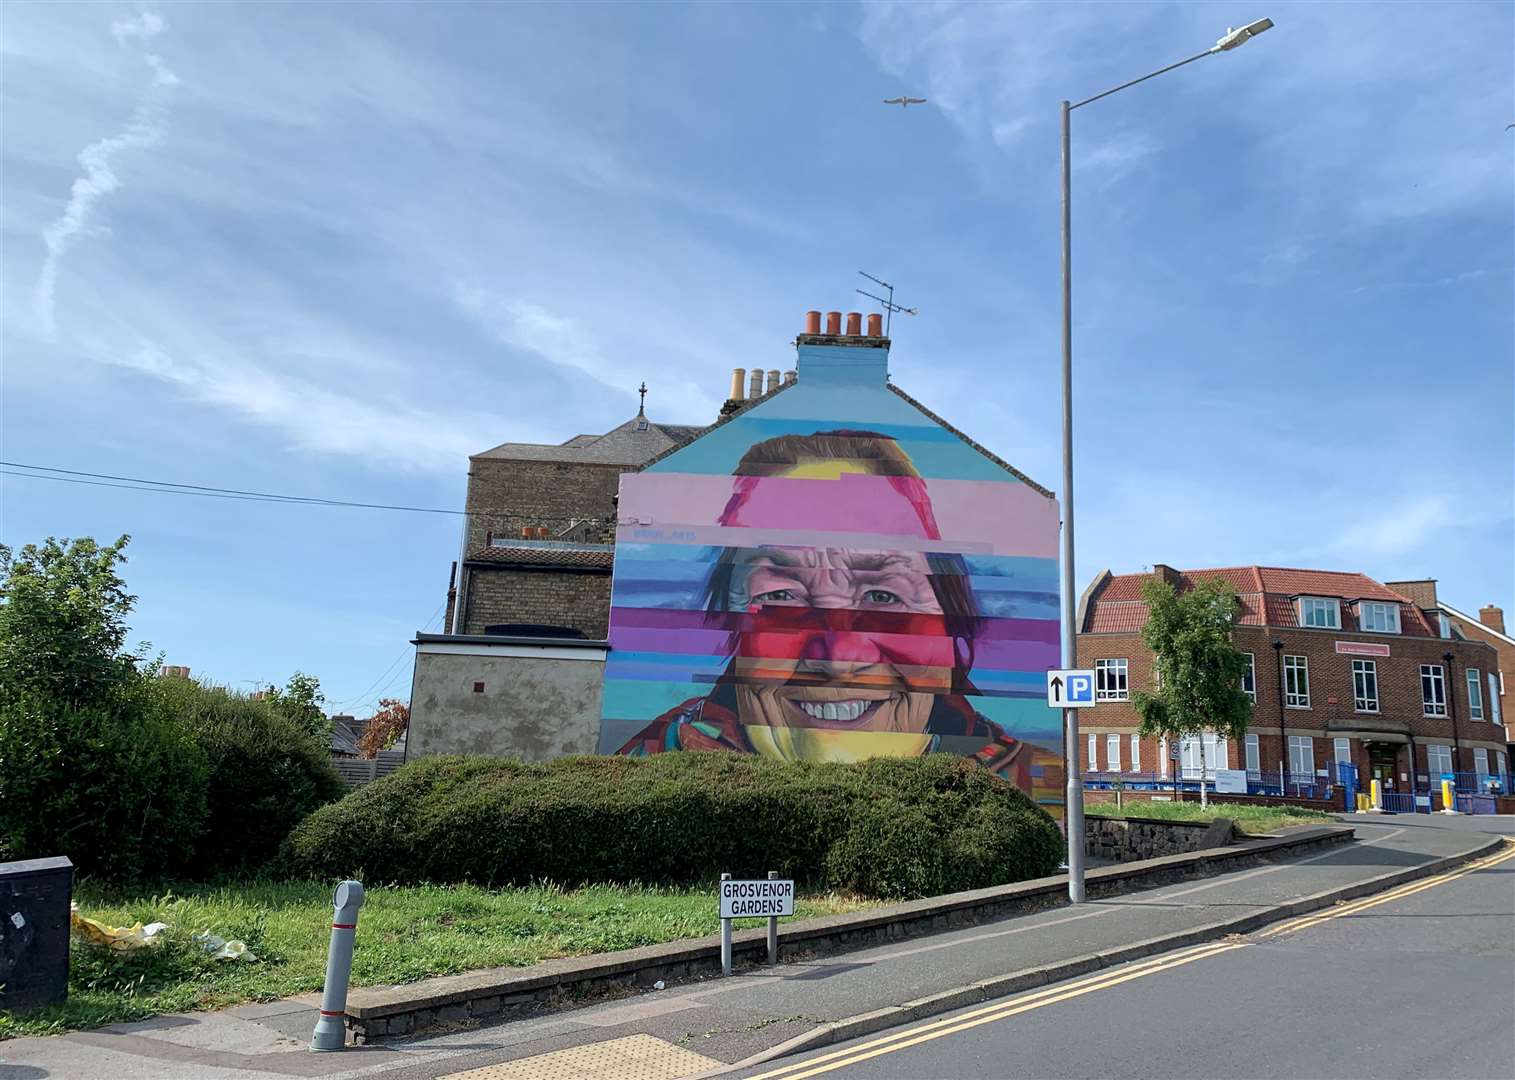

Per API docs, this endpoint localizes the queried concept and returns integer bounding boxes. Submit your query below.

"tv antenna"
[856,270,917,337]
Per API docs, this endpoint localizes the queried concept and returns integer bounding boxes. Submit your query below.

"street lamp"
[1059,19,1273,904]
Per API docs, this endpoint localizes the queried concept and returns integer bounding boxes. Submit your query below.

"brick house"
[1075,565,1509,793]
[445,406,703,638]
[1387,580,1512,749]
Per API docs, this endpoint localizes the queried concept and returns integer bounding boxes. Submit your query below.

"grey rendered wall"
[408,651,605,761]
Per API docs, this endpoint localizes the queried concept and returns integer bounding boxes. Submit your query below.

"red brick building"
[1075,565,1509,794]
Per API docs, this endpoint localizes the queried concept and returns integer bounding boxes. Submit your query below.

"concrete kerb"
[713,833,1511,1076]
[342,825,1351,1042]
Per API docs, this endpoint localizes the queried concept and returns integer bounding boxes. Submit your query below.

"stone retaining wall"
[1085,814,1234,862]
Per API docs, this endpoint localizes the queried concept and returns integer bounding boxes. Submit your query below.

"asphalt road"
[736,840,1515,1080]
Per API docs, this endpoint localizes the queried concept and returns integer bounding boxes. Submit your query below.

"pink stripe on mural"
[616,473,1058,558]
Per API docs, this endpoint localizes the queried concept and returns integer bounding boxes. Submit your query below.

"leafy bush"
[0,685,209,882]
[146,678,347,875]
[282,752,1063,899]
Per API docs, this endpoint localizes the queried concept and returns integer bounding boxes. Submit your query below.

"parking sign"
[1047,669,1095,707]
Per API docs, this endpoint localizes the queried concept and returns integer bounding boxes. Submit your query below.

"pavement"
[1,813,1509,1080]
[730,823,1515,1080]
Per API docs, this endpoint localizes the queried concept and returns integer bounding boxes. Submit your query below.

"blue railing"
[1082,769,1340,802]
[1448,771,1510,795]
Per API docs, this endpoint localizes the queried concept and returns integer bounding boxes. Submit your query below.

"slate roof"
[474,416,708,465]
[1085,566,1436,636]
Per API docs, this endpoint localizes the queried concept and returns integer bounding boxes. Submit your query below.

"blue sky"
[3,1,1511,715]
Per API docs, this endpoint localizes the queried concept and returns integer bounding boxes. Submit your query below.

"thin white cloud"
[34,11,177,337]
[452,284,625,392]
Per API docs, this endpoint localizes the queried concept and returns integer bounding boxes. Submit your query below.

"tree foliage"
[0,536,141,709]
[263,671,329,742]
[1131,577,1253,750]
[356,699,409,759]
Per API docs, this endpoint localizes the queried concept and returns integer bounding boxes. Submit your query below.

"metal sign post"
[719,872,733,976]
[718,873,795,976]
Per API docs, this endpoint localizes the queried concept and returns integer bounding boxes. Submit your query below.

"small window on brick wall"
[472,681,486,694]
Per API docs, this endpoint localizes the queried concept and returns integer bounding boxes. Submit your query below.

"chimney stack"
[867,313,883,336]
[748,369,764,398]
[1151,563,1180,587]
[804,310,822,335]
[783,370,797,385]
[825,311,842,335]
[765,369,780,393]
[729,368,746,401]
[845,311,862,336]
[1479,604,1505,635]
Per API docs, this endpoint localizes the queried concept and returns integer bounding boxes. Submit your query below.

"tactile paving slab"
[436,1032,723,1080]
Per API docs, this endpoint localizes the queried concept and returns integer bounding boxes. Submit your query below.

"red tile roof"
[1085,566,1434,636]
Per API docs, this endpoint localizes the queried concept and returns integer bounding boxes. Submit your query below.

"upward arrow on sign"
[1049,676,1065,703]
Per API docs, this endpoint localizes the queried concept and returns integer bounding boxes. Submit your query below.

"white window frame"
[1333,737,1351,770]
[1241,652,1256,702]
[1179,733,1228,778]
[1491,673,1503,727]
[1473,748,1489,777]
[1130,734,1141,773]
[1438,613,1452,638]
[1299,596,1340,629]
[1244,733,1260,776]
[1465,668,1483,720]
[1288,735,1314,777]
[1421,664,1447,718]
[1095,658,1128,702]
[1427,743,1453,777]
[1497,750,1507,777]
[1087,732,1097,771]
[1284,654,1310,708]
[1358,601,1400,634]
[1352,659,1379,713]
[1106,733,1121,773]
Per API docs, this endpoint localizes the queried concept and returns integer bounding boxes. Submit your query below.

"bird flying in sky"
[883,96,927,108]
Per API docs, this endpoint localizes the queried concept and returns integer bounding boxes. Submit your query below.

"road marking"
[742,838,1514,1080]
[743,943,1241,1080]
[1257,840,1515,939]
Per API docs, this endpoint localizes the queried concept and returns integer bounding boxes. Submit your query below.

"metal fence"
[1082,769,1339,802]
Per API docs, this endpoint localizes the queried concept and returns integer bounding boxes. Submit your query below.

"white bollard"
[310,881,365,1051]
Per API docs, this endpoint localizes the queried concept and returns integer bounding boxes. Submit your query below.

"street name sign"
[719,878,795,919]
[1046,669,1095,708]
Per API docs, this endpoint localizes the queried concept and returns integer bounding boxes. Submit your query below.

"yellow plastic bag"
[70,903,167,951]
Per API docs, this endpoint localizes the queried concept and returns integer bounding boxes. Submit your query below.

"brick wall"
[464,458,627,549]
[1076,625,1505,779]
[461,566,612,639]
[1444,609,1514,745]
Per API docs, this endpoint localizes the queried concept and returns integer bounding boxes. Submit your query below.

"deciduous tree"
[1131,578,1253,809]
[356,698,409,758]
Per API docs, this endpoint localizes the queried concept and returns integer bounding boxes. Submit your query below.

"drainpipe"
[1443,651,1461,775]
[1271,638,1286,788]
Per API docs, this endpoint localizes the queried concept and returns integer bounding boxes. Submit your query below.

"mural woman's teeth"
[797,700,869,722]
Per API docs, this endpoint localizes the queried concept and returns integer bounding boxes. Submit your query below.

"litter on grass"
[70,903,258,961]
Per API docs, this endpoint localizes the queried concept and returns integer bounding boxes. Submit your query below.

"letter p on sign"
[1047,669,1096,707]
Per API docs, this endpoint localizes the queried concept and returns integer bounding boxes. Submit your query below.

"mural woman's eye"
[753,589,797,603]
[863,589,902,605]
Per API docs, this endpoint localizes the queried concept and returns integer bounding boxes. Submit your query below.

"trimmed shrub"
[146,678,347,875]
[282,752,1063,899]
[0,686,209,883]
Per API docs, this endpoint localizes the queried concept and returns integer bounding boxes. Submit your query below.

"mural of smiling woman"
[599,331,1065,816]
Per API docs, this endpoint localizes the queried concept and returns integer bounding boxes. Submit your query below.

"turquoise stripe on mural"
[602,678,712,721]
[646,417,1020,481]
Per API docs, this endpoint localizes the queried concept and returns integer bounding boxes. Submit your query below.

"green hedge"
[147,678,347,875]
[281,753,1063,899]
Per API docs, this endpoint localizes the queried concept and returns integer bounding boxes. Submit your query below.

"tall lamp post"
[1060,18,1273,904]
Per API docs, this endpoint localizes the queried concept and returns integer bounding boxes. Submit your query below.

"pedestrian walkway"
[1,816,1505,1080]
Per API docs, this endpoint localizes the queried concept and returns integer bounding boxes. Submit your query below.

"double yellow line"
[1258,838,1515,939]
[745,839,1515,1080]
[744,941,1244,1080]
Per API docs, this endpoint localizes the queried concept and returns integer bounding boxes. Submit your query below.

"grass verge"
[1089,798,1335,834]
[0,879,872,1039]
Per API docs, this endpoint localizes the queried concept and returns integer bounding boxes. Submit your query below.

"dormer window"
[1438,613,1452,638]
[1358,601,1401,634]
[1299,596,1340,629]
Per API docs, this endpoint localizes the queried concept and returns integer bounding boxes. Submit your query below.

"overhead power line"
[1,462,611,528]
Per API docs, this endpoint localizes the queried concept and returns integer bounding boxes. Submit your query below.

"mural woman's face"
[730,545,951,734]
